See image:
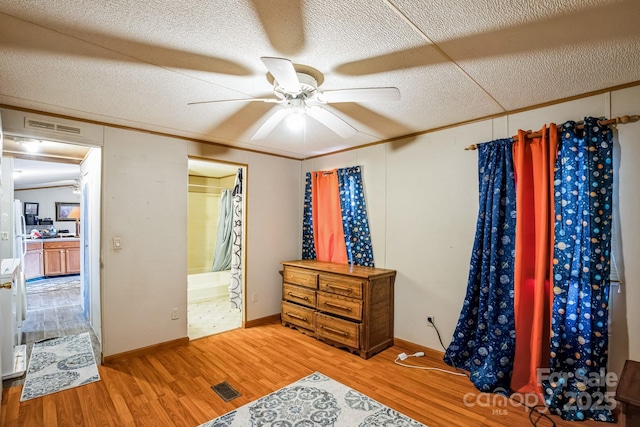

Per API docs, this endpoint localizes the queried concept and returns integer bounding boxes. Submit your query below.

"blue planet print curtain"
[444,138,517,393]
[543,118,614,422]
[302,166,374,266]
[447,118,616,423]
[302,172,317,260]
[336,166,374,266]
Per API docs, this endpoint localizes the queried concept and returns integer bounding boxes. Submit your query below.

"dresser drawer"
[319,274,364,299]
[283,283,316,308]
[317,291,362,321]
[315,312,360,349]
[281,301,315,331]
[283,266,318,289]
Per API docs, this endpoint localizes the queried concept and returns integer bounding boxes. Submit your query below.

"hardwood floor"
[1,320,617,427]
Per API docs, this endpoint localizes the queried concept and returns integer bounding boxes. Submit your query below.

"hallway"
[3,275,100,388]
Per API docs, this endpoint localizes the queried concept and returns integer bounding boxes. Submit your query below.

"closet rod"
[188,183,231,189]
[464,114,639,151]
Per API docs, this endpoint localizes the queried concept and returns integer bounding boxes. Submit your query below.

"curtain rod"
[464,115,639,151]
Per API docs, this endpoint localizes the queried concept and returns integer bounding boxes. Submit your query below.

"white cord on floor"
[394,352,468,377]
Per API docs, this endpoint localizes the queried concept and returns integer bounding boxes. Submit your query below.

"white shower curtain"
[211,189,232,271]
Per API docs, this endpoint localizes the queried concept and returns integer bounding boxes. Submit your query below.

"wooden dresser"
[280,260,396,359]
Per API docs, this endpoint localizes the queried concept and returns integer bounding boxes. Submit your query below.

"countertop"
[26,236,80,242]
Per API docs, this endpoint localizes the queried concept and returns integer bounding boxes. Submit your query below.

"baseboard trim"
[244,313,281,328]
[393,338,445,360]
[101,328,442,364]
[103,337,189,364]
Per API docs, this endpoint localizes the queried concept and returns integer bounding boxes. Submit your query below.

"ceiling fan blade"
[317,87,400,103]
[251,108,289,140]
[188,97,280,106]
[307,106,357,139]
[260,57,301,94]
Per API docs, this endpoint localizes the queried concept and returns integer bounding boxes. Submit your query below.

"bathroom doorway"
[187,158,246,339]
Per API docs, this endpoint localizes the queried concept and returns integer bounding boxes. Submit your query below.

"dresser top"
[281,260,395,279]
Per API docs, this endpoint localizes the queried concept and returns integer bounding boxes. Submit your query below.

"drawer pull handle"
[324,301,352,312]
[287,292,309,301]
[0,281,12,290]
[285,312,308,322]
[325,284,352,292]
[320,325,349,337]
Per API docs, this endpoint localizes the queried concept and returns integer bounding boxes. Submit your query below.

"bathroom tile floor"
[188,296,242,340]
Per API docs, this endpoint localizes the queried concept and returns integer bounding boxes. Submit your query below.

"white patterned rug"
[199,372,426,426]
[20,332,100,402]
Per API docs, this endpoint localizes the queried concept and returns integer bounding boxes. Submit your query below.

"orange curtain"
[511,125,558,395]
[311,170,348,264]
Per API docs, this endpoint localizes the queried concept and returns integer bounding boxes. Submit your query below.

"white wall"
[14,186,81,233]
[303,86,640,380]
[100,128,301,357]
[101,127,189,357]
[611,85,640,366]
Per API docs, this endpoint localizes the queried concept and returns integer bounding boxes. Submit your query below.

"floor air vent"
[25,117,83,136]
[211,381,241,402]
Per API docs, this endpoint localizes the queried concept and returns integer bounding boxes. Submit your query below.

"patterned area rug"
[199,372,426,426]
[20,332,100,402]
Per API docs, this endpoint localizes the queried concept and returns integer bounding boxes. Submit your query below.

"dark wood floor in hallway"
[2,275,100,389]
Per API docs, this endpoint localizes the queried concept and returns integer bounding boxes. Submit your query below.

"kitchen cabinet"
[281,260,396,359]
[43,240,80,276]
[24,241,44,280]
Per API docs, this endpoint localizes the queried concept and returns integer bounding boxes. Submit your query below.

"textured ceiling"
[1,0,639,159]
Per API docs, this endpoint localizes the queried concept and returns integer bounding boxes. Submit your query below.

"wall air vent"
[55,124,82,135]
[25,117,83,136]
[25,118,55,131]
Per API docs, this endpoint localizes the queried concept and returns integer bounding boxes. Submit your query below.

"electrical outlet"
[251,292,258,302]
[171,308,179,320]
[427,315,435,326]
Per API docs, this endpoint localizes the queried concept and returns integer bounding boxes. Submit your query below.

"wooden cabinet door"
[24,249,44,280]
[44,249,65,276]
[65,248,80,274]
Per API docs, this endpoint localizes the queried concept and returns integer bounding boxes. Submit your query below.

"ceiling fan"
[189,57,401,140]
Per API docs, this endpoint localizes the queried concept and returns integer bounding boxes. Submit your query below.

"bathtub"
[188,270,231,303]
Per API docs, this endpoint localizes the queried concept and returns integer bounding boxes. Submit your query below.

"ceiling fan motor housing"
[274,73,318,100]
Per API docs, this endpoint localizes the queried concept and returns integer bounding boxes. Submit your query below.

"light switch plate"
[113,237,122,250]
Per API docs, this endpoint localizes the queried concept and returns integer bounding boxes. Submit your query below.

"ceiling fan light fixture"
[286,97,306,113]
[286,112,305,130]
